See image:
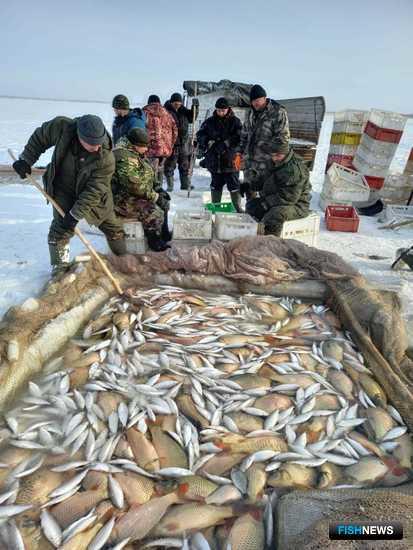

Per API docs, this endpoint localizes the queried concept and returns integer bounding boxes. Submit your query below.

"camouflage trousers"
[261,204,310,236]
[48,191,124,245]
[164,145,190,179]
[114,195,164,233]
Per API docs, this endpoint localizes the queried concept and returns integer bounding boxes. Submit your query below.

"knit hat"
[170,92,183,103]
[250,85,267,101]
[147,94,161,104]
[112,94,130,109]
[128,127,149,146]
[215,97,229,109]
[77,115,106,145]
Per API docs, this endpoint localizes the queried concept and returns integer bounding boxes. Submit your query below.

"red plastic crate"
[325,205,360,232]
[364,175,385,190]
[326,154,354,171]
[364,121,403,144]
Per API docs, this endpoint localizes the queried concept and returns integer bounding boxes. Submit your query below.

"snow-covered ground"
[0,98,412,332]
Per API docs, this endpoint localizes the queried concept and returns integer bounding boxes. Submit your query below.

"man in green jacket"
[246,146,312,236]
[13,115,126,275]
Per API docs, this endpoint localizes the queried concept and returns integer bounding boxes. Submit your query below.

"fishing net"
[277,485,413,549]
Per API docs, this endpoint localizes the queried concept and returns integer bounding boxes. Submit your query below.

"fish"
[150,426,188,469]
[215,436,287,454]
[226,509,265,550]
[126,429,160,472]
[344,457,389,485]
[359,374,387,407]
[177,475,218,501]
[267,463,317,489]
[114,472,154,505]
[109,492,179,543]
[317,462,342,489]
[205,484,242,505]
[40,509,63,548]
[247,463,267,503]
[153,503,235,537]
[50,488,107,528]
[365,407,395,440]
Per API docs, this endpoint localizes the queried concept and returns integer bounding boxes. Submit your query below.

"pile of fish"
[0,286,411,549]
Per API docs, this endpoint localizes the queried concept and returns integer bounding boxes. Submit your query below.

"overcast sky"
[1,0,412,113]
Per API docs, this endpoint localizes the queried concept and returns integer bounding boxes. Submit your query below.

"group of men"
[197,84,311,234]
[12,84,311,276]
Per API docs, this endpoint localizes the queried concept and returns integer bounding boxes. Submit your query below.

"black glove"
[157,189,171,201]
[246,197,269,220]
[13,159,31,179]
[61,211,78,231]
[156,189,171,211]
[192,98,199,108]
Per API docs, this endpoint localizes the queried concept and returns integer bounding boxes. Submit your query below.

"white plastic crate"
[280,212,320,247]
[334,109,368,125]
[353,149,390,178]
[173,210,212,240]
[329,143,359,156]
[380,184,412,205]
[384,174,413,188]
[324,163,370,203]
[359,134,398,158]
[382,204,413,223]
[368,109,407,132]
[215,213,258,240]
[332,121,364,134]
[123,221,147,254]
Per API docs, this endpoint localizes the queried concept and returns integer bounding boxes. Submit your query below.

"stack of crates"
[379,174,413,205]
[353,109,407,190]
[327,110,368,170]
[319,163,370,210]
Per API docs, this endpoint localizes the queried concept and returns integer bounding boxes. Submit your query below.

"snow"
[0,98,412,336]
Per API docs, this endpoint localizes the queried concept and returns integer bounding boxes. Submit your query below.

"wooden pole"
[8,149,123,295]
[187,81,198,199]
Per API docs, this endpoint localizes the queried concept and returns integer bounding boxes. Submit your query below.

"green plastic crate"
[205,202,236,213]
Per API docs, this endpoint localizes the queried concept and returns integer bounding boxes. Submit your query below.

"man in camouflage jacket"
[246,147,312,236]
[112,128,171,252]
[236,84,290,198]
[13,115,126,275]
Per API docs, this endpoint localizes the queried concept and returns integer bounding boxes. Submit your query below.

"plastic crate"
[352,149,391,178]
[122,221,147,254]
[326,154,354,171]
[325,205,360,232]
[205,202,236,213]
[324,163,370,203]
[329,144,359,157]
[319,192,354,212]
[382,204,413,223]
[215,213,258,240]
[380,185,412,204]
[280,212,320,246]
[332,121,364,134]
[330,133,361,146]
[364,121,403,144]
[360,133,399,158]
[368,109,407,132]
[173,210,212,240]
[364,175,385,190]
[334,109,368,124]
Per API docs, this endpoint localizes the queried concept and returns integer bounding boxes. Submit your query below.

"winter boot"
[179,174,194,191]
[211,189,222,204]
[161,213,172,242]
[165,175,174,192]
[49,242,71,277]
[146,231,170,252]
[107,238,127,256]
[230,191,244,213]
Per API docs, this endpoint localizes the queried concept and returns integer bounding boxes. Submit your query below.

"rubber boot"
[230,191,244,213]
[146,231,170,252]
[211,189,222,204]
[165,175,174,192]
[107,238,127,256]
[49,242,71,277]
[180,174,193,191]
[161,213,172,242]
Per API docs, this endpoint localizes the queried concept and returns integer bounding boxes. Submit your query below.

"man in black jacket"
[196,97,243,212]
[164,93,198,191]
